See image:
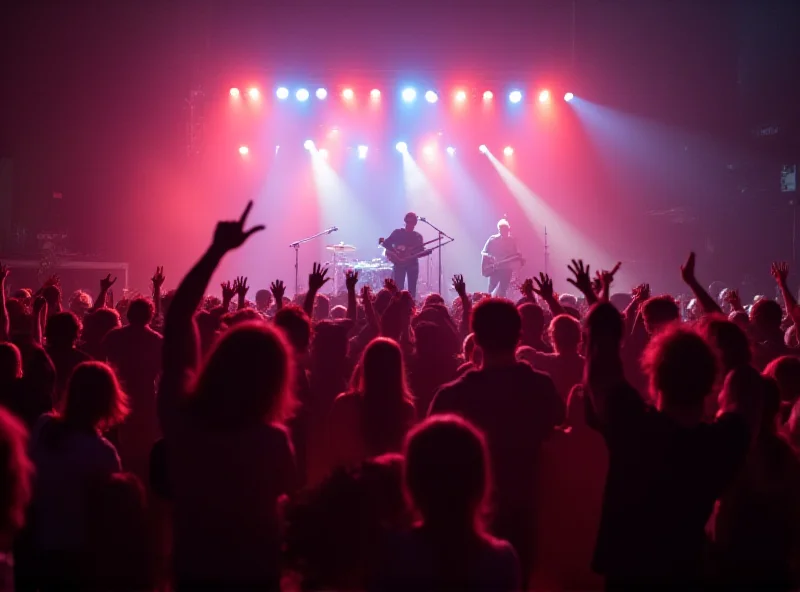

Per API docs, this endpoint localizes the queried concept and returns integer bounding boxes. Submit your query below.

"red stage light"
[483,90,493,101]
[370,88,381,100]
[247,88,260,100]
[229,87,240,98]
[454,90,467,103]
[538,89,551,103]
[238,146,249,156]
[342,88,354,100]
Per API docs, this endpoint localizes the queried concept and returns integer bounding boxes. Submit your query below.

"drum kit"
[325,242,393,293]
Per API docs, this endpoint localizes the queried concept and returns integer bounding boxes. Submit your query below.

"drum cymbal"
[326,243,357,252]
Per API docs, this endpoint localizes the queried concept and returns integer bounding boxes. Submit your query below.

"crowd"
[0,201,799,590]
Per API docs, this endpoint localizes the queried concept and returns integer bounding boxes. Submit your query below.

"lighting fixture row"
[237,143,517,157]
[230,87,575,104]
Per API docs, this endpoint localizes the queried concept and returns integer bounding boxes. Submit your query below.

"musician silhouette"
[382,212,424,299]
[481,219,520,298]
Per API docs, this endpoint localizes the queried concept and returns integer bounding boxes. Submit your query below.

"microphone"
[328,226,338,233]
[418,216,427,222]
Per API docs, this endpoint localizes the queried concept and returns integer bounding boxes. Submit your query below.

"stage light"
[425,90,438,103]
[304,140,315,150]
[296,88,310,101]
[422,145,435,157]
[446,146,456,156]
[454,90,467,103]
[538,89,551,103]
[509,90,522,104]
[396,141,408,153]
[316,88,328,100]
[229,87,240,98]
[342,88,354,100]
[276,87,289,100]
[238,146,249,155]
[564,92,574,102]
[357,145,368,159]
[318,148,329,160]
[503,146,514,156]
[370,88,381,100]
[247,88,260,100]
[401,88,417,103]
[479,144,488,154]
[483,90,494,101]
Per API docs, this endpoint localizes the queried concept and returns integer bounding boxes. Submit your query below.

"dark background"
[1,0,798,295]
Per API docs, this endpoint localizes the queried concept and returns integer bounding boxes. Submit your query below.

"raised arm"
[0,264,8,341]
[596,262,622,303]
[90,274,117,312]
[159,201,265,431]
[361,285,379,333]
[680,252,722,316]
[567,259,599,306]
[530,273,565,316]
[31,297,46,345]
[345,270,359,322]
[452,275,471,337]
[234,276,249,310]
[303,263,330,318]
[771,262,800,329]
[220,280,235,312]
[270,280,285,312]
[152,266,165,318]
[623,283,650,335]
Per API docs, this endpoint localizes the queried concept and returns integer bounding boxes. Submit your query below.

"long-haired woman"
[328,338,416,470]
[158,203,296,591]
[29,361,129,590]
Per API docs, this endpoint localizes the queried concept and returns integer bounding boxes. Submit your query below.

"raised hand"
[221,280,235,302]
[211,201,266,254]
[520,278,535,299]
[596,262,622,295]
[452,274,467,298]
[724,288,742,311]
[345,270,359,292]
[384,278,398,294]
[361,284,372,302]
[234,276,249,298]
[772,262,790,286]
[270,280,285,301]
[308,262,331,292]
[100,274,117,291]
[532,272,555,300]
[152,266,165,289]
[0,263,8,282]
[567,259,594,296]
[632,283,651,302]
[680,252,697,285]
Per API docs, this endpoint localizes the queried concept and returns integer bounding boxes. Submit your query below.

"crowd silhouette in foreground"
[1,202,800,590]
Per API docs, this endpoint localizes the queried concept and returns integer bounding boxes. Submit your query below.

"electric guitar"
[481,252,526,277]
[379,238,433,265]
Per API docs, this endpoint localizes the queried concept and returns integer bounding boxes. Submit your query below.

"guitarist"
[382,212,424,298]
[481,218,519,298]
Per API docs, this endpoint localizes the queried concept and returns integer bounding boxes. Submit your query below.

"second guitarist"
[382,212,425,299]
[481,218,522,298]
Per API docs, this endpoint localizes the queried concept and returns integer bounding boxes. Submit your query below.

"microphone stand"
[418,217,454,295]
[289,227,337,297]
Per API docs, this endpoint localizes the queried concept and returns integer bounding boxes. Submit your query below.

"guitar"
[481,252,525,277]
[379,238,433,265]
